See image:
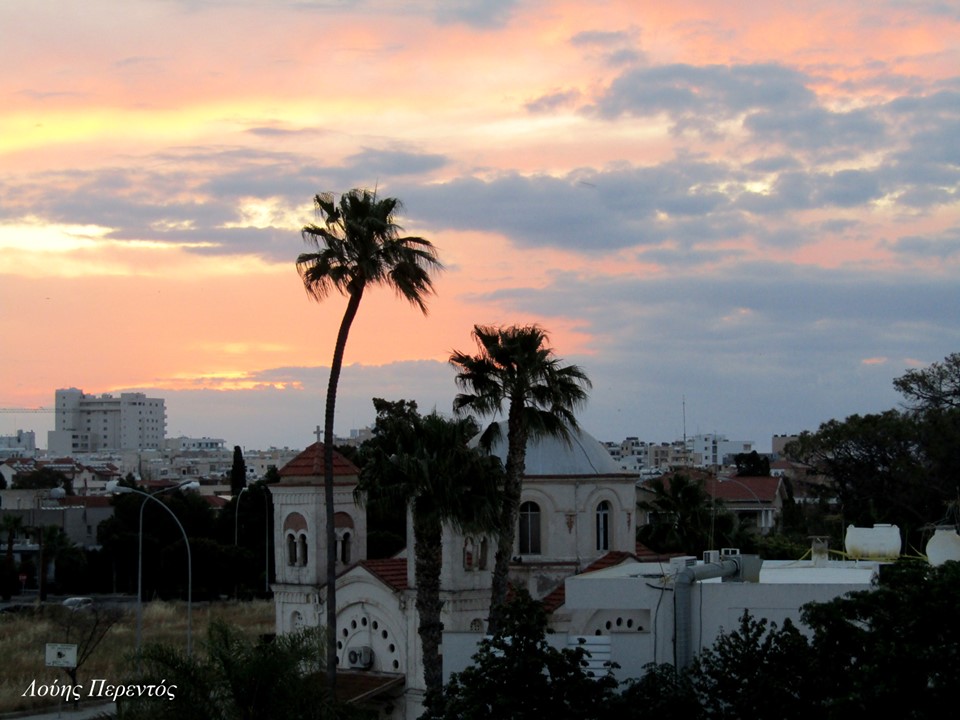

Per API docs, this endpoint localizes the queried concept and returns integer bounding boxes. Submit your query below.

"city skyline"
[2,1,958,451]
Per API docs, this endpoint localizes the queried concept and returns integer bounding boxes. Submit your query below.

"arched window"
[596,500,611,551]
[518,501,541,555]
[478,537,489,570]
[340,532,351,564]
[463,536,476,570]
[286,533,297,566]
[298,534,308,566]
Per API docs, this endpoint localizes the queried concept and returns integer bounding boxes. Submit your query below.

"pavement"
[1,703,115,720]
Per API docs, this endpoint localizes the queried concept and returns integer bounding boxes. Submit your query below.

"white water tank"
[926,527,960,566]
[844,524,901,559]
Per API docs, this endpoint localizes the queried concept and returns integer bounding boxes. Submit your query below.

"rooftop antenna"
[682,396,686,446]
[682,396,688,466]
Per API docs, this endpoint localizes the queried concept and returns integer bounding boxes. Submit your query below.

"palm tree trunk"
[414,509,444,711]
[487,407,528,635]
[321,287,363,691]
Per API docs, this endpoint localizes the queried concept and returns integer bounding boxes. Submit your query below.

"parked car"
[62,597,93,611]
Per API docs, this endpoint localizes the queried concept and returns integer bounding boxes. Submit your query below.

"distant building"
[48,388,166,454]
[0,429,36,458]
[686,433,754,468]
[164,436,225,452]
[771,433,800,457]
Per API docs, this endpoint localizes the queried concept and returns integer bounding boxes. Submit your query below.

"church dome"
[480,422,622,477]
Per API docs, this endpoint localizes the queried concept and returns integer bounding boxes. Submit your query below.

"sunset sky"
[2,0,959,451]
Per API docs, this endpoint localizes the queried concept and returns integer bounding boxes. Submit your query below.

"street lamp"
[107,479,199,659]
[718,476,765,532]
[234,486,248,546]
[235,485,272,595]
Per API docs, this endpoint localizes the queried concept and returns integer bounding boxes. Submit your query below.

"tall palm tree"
[449,325,591,633]
[2,514,24,601]
[297,189,441,688]
[356,399,502,710]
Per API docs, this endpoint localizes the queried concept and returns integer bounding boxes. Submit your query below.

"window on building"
[286,533,297,566]
[596,500,611,551]
[518,501,541,555]
[339,532,350,564]
[478,537,489,570]
[463,537,476,570]
[298,534,308,566]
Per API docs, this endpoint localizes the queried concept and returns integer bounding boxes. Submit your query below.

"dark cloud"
[406,158,747,252]
[244,126,327,138]
[434,0,519,28]
[568,29,642,66]
[525,89,582,113]
[594,63,815,122]
[884,227,960,259]
[570,30,633,47]
[342,148,449,177]
[744,106,887,154]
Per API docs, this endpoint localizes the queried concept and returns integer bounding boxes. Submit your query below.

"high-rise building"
[48,388,166,454]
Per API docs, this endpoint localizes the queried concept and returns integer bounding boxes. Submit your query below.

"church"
[269,424,638,718]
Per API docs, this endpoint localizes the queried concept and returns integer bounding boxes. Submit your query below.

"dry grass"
[0,600,274,715]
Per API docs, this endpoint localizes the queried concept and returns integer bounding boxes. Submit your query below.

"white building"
[549,551,881,680]
[269,425,894,718]
[0,429,36,458]
[686,433,754,468]
[269,425,638,717]
[48,388,166,454]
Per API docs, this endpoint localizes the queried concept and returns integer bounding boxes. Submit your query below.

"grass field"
[0,600,275,715]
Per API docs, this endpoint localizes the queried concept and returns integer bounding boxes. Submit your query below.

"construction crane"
[0,407,54,413]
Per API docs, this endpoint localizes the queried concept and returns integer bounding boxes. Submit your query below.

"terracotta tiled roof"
[634,541,681,562]
[645,472,782,504]
[707,475,782,503]
[541,550,635,613]
[334,671,404,704]
[357,557,408,592]
[203,495,229,508]
[278,443,359,478]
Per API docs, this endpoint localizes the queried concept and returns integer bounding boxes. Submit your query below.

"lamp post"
[234,486,249,546]
[235,485,272,595]
[108,480,198,659]
[234,486,248,600]
[718,476,765,532]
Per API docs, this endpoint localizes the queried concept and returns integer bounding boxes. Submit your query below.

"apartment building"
[48,388,167,454]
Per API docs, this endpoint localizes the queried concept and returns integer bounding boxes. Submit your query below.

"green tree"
[785,354,960,550]
[734,450,770,477]
[99,487,219,599]
[1,514,23,600]
[46,601,125,704]
[785,410,947,549]
[297,188,442,688]
[356,398,502,709]
[427,589,618,720]
[692,612,816,719]
[613,664,702,720]
[893,351,960,411]
[38,525,75,597]
[637,473,743,557]
[450,324,591,633]
[801,559,960,717]
[229,445,247,496]
[117,621,360,720]
[216,480,273,597]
